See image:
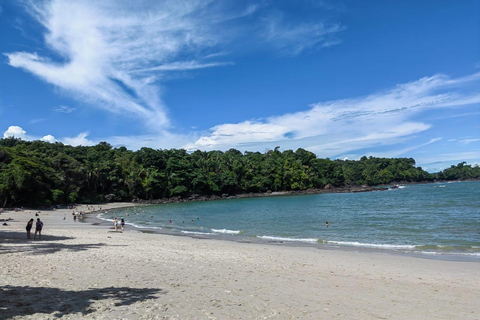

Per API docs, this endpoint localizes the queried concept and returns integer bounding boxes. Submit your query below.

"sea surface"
[99,181,480,260]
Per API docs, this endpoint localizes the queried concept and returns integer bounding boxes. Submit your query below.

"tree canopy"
[1,138,478,207]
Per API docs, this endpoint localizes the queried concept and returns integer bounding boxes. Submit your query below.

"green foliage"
[435,162,480,181]
[0,138,473,207]
[51,189,64,203]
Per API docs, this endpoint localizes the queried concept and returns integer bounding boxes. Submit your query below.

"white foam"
[181,231,214,235]
[257,236,319,243]
[327,241,415,249]
[419,251,480,256]
[132,224,162,230]
[96,214,112,222]
[212,229,241,234]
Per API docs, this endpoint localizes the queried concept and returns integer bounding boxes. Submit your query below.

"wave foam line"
[212,229,241,234]
[419,251,480,256]
[257,236,319,243]
[327,241,416,249]
[131,223,162,230]
[181,231,215,235]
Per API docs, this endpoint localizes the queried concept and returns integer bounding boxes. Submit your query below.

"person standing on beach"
[120,218,125,231]
[26,219,34,239]
[34,218,44,240]
[113,217,118,231]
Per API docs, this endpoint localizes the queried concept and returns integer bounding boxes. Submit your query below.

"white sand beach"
[1,204,479,319]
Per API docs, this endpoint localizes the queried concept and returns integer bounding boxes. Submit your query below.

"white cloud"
[41,134,56,143]
[187,72,480,158]
[3,126,27,139]
[2,125,187,149]
[62,132,95,146]
[53,105,76,113]
[190,121,289,149]
[3,126,59,144]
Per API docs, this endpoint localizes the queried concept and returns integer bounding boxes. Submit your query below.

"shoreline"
[1,202,480,319]
[3,181,478,263]
[89,202,480,263]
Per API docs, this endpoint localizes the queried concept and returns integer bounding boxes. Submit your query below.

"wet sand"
[1,204,479,319]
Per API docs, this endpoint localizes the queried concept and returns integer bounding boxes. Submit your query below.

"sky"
[0,0,479,172]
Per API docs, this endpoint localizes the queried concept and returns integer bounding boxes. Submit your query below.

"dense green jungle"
[1,138,479,206]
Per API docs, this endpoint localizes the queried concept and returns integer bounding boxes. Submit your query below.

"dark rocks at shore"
[132,185,388,205]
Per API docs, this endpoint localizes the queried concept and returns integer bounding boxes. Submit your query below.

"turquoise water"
[100,181,480,259]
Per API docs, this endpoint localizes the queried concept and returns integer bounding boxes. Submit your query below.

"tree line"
[0,138,478,207]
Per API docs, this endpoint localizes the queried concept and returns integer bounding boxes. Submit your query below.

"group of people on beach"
[113,217,125,232]
[26,218,43,240]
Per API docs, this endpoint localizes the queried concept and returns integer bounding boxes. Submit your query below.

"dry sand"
[0,204,479,320]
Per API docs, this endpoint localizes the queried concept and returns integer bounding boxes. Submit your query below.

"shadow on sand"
[0,231,116,255]
[0,230,73,244]
[0,285,165,319]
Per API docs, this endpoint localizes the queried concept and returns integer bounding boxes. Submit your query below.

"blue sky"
[0,0,479,172]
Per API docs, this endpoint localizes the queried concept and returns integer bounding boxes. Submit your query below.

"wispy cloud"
[135,61,234,73]
[29,118,47,124]
[459,138,480,145]
[5,0,346,134]
[5,0,231,131]
[368,138,443,158]
[186,72,480,158]
[261,12,344,55]
[53,105,75,113]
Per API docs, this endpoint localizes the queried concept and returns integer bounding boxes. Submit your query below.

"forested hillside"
[0,138,478,206]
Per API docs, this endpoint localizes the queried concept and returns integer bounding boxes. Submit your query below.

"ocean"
[99,181,480,260]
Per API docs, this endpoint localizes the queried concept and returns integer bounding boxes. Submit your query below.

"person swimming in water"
[325,221,329,227]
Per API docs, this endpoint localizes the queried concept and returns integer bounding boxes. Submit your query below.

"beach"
[1,204,479,319]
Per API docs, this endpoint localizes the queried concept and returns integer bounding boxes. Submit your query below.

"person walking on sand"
[26,219,34,239]
[34,218,44,240]
[113,217,118,231]
[120,218,125,231]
